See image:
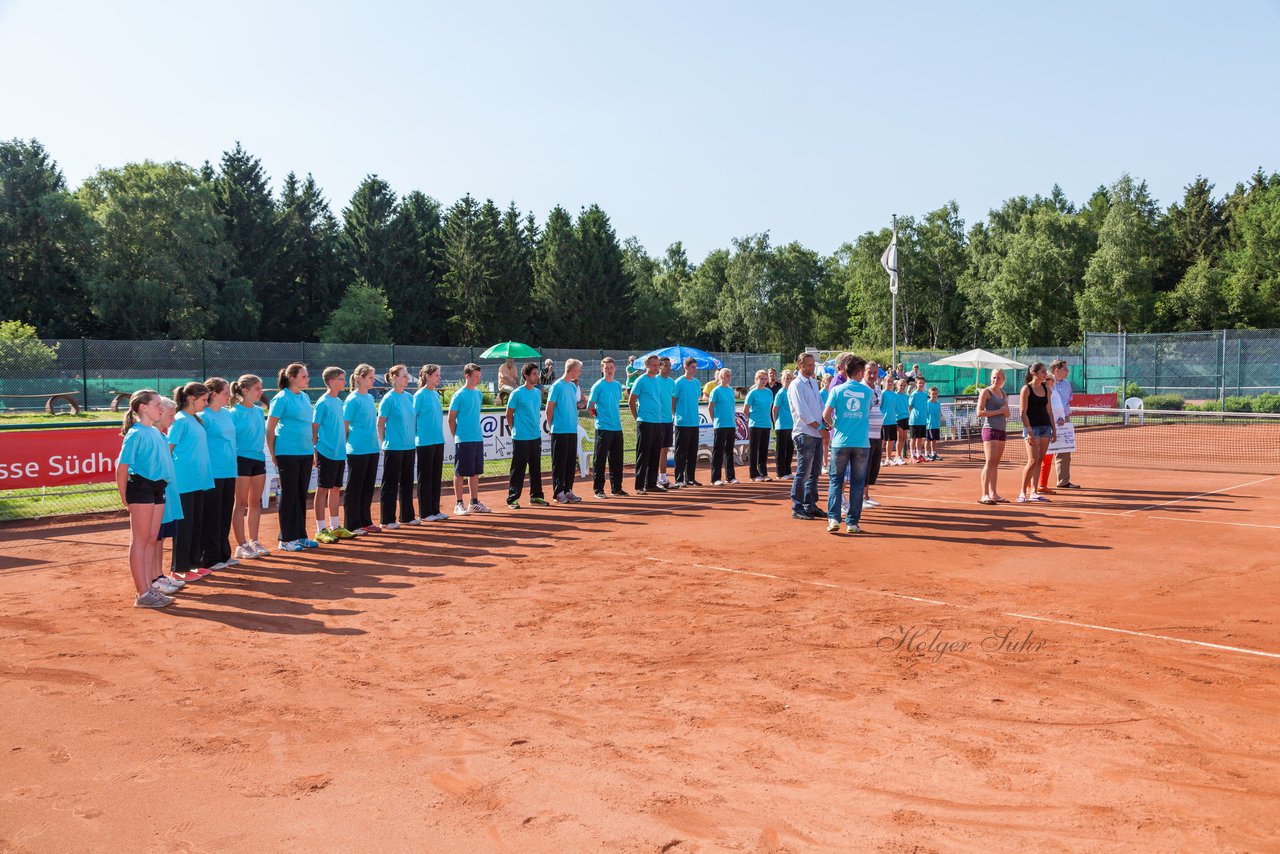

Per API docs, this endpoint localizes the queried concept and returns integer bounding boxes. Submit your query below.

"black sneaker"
[686,480,704,487]
[594,491,608,499]
[792,510,816,521]
[611,489,630,497]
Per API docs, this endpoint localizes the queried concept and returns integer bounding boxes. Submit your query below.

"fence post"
[469,347,475,364]
[1119,332,1128,405]
[200,339,207,380]
[1220,328,1228,412]
[80,338,89,410]
[390,343,396,366]
[300,341,307,363]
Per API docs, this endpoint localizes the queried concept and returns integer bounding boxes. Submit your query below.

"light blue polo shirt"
[344,392,379,455]
[448,386,484,443]
[413,387,444,447]
[168,411,214,494]
[268,389,314,456]
[312,394,347,460]
[507,385,543,441]
[201,406,238,478]
[673,376,702,427]
[230,402,265,461]
[908,389,930,426]
[927,400,942,430]
[744,387,774,429]
[709,385,736,429]
[630,373,663,423]
[117,423,172,483]
[588,378,622,432]
[829,383,872,449]
[773,387,794,431]
[547,378,579,435]
[656,375,676,424]
[378,390,415,451]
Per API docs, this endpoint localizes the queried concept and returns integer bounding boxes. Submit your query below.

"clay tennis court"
[2,458,1278,850]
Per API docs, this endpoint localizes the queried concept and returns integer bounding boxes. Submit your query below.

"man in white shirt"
[1050,359,1079,489]
[788,352,825,520]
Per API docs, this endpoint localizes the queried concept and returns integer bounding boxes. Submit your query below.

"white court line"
[1119,475,1277,515]
[637,556,1280,661]
[889,492,1280,530]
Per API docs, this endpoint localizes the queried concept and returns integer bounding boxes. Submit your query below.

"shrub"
[1222,395,1255,412]
[1141,394,1185,411]
[1251,392,1280,413]
[1119,382,1146,402]
[0,321,59,374]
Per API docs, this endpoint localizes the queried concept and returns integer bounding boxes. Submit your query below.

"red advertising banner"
[0,427,122,490]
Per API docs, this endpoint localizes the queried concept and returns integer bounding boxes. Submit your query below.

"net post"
[1219,329,1227,417]
[1119,332,1128,406]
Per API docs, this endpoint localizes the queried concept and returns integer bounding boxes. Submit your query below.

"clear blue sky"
[3,0,1277,260]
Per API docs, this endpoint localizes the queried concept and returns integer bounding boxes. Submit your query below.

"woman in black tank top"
[1018,362,1056,502]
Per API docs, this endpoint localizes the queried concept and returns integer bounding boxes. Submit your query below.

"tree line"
[2,138,1277,355]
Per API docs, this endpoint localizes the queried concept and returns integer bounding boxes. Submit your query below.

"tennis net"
[945,405,1280,474]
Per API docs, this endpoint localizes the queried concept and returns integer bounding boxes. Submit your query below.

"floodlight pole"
[890,214,898,374]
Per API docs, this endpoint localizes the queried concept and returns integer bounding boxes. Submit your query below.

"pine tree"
[390,191,447,343]
[530,206,581,345]
[575,204,632,347]
[1078,175,1161,333]
[442,194,502,344]
[272,173,344,340]
[319,278,393,344]
[342,175,398,292]
[494,203,536,342]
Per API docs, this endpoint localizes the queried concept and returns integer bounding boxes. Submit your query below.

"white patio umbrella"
[929,348,1028,392]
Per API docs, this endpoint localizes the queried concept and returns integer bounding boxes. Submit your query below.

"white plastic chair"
[1123,396,1144,426]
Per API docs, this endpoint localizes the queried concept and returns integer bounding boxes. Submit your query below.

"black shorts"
[880,424,897,442]
[910,424,927,439]
[237,456,266,477]
[316,453,346,489]
[897,418,909,430]
[125,473,166,505]
[455,441,484,477]
[926,428,940,441]
[661,423,674,446]
[157,520,177,540]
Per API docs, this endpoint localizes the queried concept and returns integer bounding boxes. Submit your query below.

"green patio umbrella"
[479,341,541,360]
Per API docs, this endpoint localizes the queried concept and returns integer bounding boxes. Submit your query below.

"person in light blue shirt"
[822,356,872,533]
[656,357,677,487]
[378,365,416,526]
[506,362,547,507]
[894,378,911,463]
[169,381,214,576]
[229,374,269,561]
[628,355,665,493]
[343,364,381,534]
[588,357,625,497]
[743,370,775,481]
[448,363,489,514]
[708,369,738,484]
[267,363,316,550]
[199,377,240,570]
[116,389,174,605]
[413,363,448,522]
[546,360,584,502]
[907,376,931,462]
[771,370,795,478]
[311,367,353,542]
[879,382,900,465]
[671,357,704,486]
[925,386,944,461]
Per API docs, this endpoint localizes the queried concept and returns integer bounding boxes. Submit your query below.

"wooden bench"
[4,391,83,415]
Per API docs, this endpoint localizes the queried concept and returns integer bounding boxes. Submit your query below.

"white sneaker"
[728,479,740,484]
[566,493,582,504]
[407,517,422,525]
[234,544,257,560]
[209,562,228,571]
[152,576,183,595]
[658,475,669,485]
[863,500,876,509]
[454,502,470,516]
[471,501,492,513]
[251,540,271,556]
[385,521,401,530]
[713,480,725,486]
[225,557,240,567]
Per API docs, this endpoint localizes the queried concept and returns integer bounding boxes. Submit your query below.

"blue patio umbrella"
[640,345,723,370]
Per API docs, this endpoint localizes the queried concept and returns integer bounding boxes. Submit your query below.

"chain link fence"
[1084,330,1280,407]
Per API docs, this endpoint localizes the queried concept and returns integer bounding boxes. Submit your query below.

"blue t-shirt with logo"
[413,387,444,447]
[507,385,543,441]
[908,389,930,426]
[588,378,622,432]
[656,375,676,424]
[230,402,266,461]
[927,400,942,430]
[378,390,415,451]
[117,423,173,483]
[268,389,314,456]
[201,406,239,478]
[448,386,484,443]
[773,387,794,430]
[312,394,347,460]
[168,411,214,494]
[744,387,774,429]
[829,383,872,449]
[709,385,736,429]
[344,392,379,455]
[631,373,663,423]
[547,378,579,435]
[673,376,702,427]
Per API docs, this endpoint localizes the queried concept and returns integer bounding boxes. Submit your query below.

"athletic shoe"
[315,529,339,545]
[385,521,400,530]
[594,491,608,499]
[686,481,704,487]
[658,475,669,485]
[566,493,582,504]
[846,524,862,534]
[251,540,271,555]
[508,501,521,510]
[362,524,383,534]
[864,498,881,508]
[611,489,630,496]
[554,492,569,504]
[728,479,740,484]
[134,589,173,609]
[712,481,724,486]
[299,537,320,548]
[471,501,492,513]
[654,482,669,491]
[529,497,549,506]
[209,561,228,571]
[151,576,183,595]
[792,511,815,520]
[827,520,840,534]
[233,544,258,560]
[407,517,422,525]
[331,526,357,540]
[1060,482,1082,489]
[1030,494,1050,502]
[454,502,470,516]
[668,480,682,489]
[1015,495,1030,503]
[224,557,240,567]
[863,500,876,509]
[636,488,648,495]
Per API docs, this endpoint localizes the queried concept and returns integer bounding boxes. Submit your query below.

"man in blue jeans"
[787,352,825,520]
[823,355,872,534]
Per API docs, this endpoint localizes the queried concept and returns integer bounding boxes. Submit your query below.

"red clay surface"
[2,459,1278,852]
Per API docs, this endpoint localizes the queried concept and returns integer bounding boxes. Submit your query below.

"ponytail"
[173,381,210,414]
[119,389,158,436]
[1025,362,1045,386]
[204,376,228,400]
[418,363,439,387]
[231,374,261,406]
[278,362,306,390]
[349,364,374,392]
[385,364,407,385]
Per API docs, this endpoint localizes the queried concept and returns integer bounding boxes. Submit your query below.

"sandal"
[978,498,997,505]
